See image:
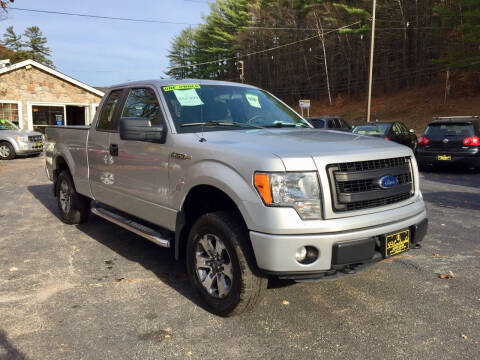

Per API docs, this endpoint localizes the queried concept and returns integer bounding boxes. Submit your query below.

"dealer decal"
[163,84,201,92]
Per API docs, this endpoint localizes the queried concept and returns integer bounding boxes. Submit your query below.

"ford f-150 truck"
[45,80,428,316]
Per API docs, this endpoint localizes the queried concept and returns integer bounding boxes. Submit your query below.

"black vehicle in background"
[352,121,418,151]
[306,116,352,132]
[416,116,480,170]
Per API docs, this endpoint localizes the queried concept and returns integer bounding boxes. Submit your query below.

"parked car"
[0,119,44,160]
[45,80,427,316]
[416,116,480,170]
[306,116,352,131]
[352,121,417,151]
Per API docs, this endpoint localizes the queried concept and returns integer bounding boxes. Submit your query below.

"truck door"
[106,87,175,229]
[87,88,125,203]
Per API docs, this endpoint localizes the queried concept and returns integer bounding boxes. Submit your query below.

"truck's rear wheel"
[186,211,267,317]
[0,142,15,160]
[56,171,91,224]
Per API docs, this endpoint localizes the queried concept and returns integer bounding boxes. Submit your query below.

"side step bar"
[91,207,171,248]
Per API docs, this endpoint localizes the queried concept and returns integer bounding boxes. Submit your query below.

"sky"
[0,0,211,87]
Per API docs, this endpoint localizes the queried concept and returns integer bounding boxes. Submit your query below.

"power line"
[6,7,455,32]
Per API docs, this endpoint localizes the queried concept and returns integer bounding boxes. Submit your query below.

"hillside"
[301,82,480,134]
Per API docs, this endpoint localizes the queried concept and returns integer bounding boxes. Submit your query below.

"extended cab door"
[87,88,125,203]
[106,87,176,229]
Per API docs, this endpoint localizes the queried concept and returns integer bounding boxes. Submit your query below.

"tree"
[23,26,54,67]
[2,26,22,51]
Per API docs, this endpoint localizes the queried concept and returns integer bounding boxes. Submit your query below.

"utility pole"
[366,0,377,123]
[238,60,245,83]
[314,12,332,106]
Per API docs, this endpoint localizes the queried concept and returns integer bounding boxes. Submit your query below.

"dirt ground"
[0,156,479,360]
[297,83,480,133]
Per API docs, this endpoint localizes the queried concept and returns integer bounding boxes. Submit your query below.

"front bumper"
[250,209,427,276]
[16,141,44,155]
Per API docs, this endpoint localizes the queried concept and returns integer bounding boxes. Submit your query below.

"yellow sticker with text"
[163,84,201,92]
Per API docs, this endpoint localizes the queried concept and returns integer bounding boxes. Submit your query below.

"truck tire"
[186,211,267,317]
[56,170,91,224]
[0,142,15,160]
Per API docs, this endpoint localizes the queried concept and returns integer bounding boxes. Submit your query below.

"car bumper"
[250,209,427,276]
[16,141,44,155]
[416,149,480,166]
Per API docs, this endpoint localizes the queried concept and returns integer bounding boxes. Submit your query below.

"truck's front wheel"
[186,211,267,317]
[56,171,91,224]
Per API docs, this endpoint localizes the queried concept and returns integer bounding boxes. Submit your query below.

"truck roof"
[431,116,479,123]
[109,78,258,90]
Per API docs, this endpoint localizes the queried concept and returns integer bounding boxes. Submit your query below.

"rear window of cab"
[425,123,474,138]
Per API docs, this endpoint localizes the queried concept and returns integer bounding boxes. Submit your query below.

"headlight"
[254,172,321,220]
[15,135,29,142]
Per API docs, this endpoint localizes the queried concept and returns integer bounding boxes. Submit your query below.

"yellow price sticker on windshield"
[163,84,201,92]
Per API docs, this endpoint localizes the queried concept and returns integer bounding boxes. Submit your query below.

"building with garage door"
[0,59,104,133]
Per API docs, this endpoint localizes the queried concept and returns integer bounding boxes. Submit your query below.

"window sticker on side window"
[163,84,200,92]
[246,93,261,108]
[173,89,204,107]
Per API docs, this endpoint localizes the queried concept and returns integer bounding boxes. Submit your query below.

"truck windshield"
[0,119,20,131]
[161,84,309,133]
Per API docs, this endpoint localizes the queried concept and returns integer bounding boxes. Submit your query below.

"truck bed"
[45,126,91,197]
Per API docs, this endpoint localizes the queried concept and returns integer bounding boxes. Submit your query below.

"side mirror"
[409,129,415,134]
[119,118,166,142]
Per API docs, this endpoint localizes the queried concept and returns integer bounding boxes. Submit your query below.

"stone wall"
[0,65,103,130]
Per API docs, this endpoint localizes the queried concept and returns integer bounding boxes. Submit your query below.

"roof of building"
[0,59,105,97]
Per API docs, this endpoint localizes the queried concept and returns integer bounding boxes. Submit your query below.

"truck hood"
[200,128,413,170]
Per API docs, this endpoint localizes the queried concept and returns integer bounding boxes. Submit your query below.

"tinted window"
[392,123,402,135]
[121,88,162,125]
[327,119,336,128]
[398,123,408,133]
[309,119,325,128]
[97,90,123,130]
[338,119,350,130]
[425,123,474,138]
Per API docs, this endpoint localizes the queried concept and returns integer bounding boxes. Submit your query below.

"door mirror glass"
[119,118,165,142]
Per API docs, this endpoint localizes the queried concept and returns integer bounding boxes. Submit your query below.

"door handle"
[109,144,118,157]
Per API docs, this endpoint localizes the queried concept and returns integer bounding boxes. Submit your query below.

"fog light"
[296,246,319,264]
[296,247,307,262]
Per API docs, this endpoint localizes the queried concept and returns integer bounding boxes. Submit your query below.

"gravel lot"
[0,156,479,360]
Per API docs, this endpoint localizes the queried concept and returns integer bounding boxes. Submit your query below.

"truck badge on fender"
[170,152,192,160]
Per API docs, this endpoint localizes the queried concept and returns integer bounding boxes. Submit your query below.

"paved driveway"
[0,156,479,359]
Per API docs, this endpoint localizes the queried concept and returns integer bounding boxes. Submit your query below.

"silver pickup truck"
[45,80,427,316]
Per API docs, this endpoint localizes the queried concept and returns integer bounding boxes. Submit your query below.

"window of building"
[0,102,20,125]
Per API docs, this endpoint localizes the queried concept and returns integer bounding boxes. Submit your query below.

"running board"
[91,207,171,248]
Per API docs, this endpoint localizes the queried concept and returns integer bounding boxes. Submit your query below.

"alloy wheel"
[0,145,10,158]
[195,233,233,298]
[59,180,71,215]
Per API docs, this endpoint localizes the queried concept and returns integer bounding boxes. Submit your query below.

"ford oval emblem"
[378,175,398,189]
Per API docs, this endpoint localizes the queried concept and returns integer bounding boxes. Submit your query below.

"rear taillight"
[385,137,390,141]
[463,136,480,146]
[418,136,430,146]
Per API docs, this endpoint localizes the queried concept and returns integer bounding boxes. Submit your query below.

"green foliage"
[0,25,54,67]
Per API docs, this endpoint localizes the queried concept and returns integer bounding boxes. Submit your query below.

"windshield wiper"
[265,122,309,128]
[181,121,264,129]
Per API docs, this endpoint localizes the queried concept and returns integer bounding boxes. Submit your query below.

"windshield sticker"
[246,93,261,108]
[163,84,201,92]
[173,89,204,107]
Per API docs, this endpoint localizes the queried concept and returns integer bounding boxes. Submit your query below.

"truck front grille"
[327,156,414,212]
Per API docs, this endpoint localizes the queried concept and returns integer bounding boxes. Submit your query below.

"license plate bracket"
[382,229,410,258]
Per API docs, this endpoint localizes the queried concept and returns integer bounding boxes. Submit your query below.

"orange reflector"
[254,173,272,205]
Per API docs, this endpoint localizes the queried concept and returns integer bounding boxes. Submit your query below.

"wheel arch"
[174,184,251,261]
